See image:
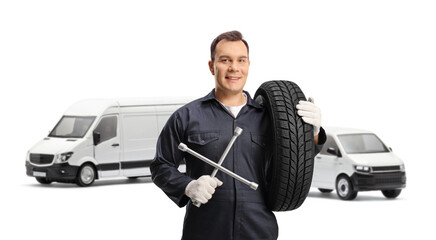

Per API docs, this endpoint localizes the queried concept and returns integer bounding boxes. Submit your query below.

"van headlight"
[400,164,405,171]
[55,152,74,163]
[355,165,370,173]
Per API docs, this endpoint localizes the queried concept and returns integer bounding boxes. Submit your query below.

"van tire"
[318,188,333,193]
[76,163,96,187]
[254,80,314,211]
[36,177,52,184]
[381,189,401,198]
[336,175,358,200]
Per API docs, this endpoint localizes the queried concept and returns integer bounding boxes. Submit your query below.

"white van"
[26,98,191,186]
[312,127,406,200]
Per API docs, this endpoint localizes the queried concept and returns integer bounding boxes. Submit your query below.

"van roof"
[64,97,194,116]
[323,126,373,136]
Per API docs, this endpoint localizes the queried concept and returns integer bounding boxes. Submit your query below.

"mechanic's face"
[209,40,250,96]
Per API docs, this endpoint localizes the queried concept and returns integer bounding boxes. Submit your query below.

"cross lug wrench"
[178,127,258,207]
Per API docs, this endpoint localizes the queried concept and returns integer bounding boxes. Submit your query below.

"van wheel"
[254,80,314,211]
[318,188,333,193]
[336,175,357,200]
[76,163,96,187]
[36,177,52,184]
[381,189,401,198]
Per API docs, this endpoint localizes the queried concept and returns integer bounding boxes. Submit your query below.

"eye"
[221,59,229,63]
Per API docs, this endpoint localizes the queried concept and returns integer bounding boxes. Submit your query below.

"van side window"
[320,137,339,155]
[94,116,118,143]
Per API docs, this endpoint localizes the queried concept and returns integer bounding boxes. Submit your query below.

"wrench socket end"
[178,143,188,152]
[250,182,258,190]
[234,127,243,136]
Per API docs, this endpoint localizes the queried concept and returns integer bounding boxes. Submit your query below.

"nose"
[228,62,239,72]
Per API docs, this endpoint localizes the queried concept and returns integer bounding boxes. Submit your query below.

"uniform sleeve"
[150,111,193,207]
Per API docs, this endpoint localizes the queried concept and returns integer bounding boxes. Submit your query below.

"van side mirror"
[93,131,101,145]
[327,147,342,157]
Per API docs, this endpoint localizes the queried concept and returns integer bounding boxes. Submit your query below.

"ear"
[208,60,215,75]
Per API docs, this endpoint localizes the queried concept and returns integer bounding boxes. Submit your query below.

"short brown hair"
[210,30,249,62]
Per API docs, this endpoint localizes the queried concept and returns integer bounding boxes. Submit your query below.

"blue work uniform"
[151,89,325,240]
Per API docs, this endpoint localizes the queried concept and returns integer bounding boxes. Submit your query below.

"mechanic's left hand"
[296,97,321,136]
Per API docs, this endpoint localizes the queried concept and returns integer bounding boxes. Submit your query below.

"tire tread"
[255,80,314,211]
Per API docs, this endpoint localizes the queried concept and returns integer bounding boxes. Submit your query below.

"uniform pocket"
[188,132,219,145]
[251,133,266,148]
[250,133,267,178]
[187,132,220,161]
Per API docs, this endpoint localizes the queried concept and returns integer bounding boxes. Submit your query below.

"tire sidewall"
[76,163,96,187]
[336,175,357,200]
[254,92,281,208]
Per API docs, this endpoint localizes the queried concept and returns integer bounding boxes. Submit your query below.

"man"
[150,31,326,240]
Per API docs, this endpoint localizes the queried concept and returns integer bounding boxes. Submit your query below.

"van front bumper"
[26,162,79,182]
[351,171,406,191]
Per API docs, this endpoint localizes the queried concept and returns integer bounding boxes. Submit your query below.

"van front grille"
[354,172,406,189]
[372,165,401,172]
[373,172,404,185]
[30,154,54,165]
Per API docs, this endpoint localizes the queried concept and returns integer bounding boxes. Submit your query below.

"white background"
[1,0,435,239]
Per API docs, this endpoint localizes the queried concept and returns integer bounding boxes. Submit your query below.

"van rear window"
[338,133,389,154]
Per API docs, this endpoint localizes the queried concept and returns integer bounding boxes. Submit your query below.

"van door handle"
[316,156,321,159]
[112,143,120,147]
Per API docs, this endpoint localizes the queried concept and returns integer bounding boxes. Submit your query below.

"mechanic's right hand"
[185,175,223,204]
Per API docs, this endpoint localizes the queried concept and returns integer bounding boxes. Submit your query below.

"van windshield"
[49,116,96,138]
[337,133,389,154]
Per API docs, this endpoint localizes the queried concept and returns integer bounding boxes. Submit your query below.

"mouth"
[225,76,241,81]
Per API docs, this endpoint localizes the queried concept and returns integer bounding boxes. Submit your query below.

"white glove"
[185,175,223,204]
[296,97,321,136]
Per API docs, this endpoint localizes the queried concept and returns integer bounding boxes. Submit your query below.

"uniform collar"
[201,89,263,109]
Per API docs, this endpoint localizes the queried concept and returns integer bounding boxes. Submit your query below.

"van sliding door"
[121,106,158,177]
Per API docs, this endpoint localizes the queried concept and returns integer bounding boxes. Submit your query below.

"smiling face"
[209,40,250,98]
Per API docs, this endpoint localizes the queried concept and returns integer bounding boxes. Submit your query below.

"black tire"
[35,177,52,184]
[336,175,358,200]
[381,189,402,199]
[76,163,96,187]
[254,80,314,211]
[318,188,333,193]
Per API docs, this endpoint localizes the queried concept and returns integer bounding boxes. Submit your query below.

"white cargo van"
[26,98,191,186]
[312,127,406,200]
